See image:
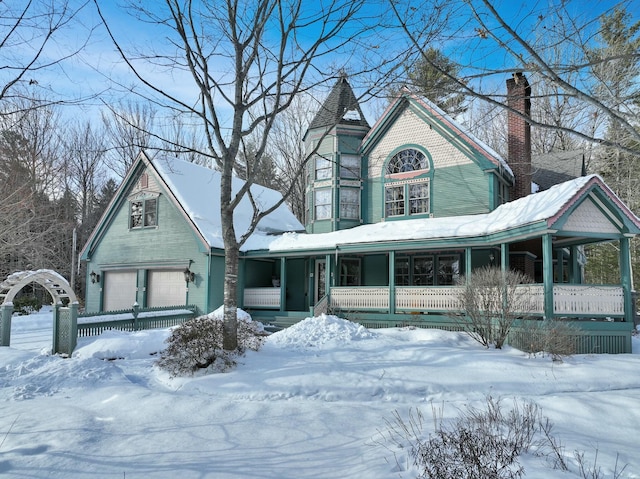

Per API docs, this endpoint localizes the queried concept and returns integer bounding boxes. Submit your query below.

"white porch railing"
[326,284,625,318]
[395,286,460,311]
[553,285,624,316]
[330,287,390,310]
[244,287,281,308]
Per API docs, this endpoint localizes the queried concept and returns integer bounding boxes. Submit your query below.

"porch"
[244,283,626,319]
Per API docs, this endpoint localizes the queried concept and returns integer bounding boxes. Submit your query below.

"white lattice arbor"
[0,269,77,305]
[0,270,78,354]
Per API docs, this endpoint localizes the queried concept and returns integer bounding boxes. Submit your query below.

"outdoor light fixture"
[183,267,195,284]
[90,271,101,283]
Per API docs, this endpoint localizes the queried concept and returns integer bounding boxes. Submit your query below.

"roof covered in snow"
[244,175,640,253]
[150,155,305,251]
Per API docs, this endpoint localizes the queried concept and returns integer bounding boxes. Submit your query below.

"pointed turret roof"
[308,75,369,130]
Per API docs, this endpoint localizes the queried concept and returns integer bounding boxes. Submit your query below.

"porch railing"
[327,284,625,318]
[244,287,281,308]
[330,287,389,310]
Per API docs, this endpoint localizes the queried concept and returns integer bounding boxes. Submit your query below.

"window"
[130,197,157,228]
[340,188,360,219]
[340,155,360,178]
[497,180,509,206]
[339,258,361,286]
[315,156,332,179]
[395,257,410,286]
[437,255,459,285]
[385,180,429,218]
[395,254,461,286]
[413,257,434,285]
[314,189,331,220]
[385,184,405,217]
[386,148,428,174]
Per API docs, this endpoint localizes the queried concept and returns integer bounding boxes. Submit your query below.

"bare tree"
[390,0,640,156]
[94,0,412,349]
[0,0,92,111]
[101,101,156,179]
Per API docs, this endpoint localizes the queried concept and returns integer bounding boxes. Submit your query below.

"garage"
[103,270,137,311]
[147,270,185,307]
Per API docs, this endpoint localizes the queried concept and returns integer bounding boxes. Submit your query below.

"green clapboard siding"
[86,190,208,313]
[432,164,490,216]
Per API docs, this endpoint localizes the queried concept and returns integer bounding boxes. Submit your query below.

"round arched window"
[386,148,428,174]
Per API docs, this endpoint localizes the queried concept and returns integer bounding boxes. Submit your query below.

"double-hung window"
[130,197,158,229]
[340,188,360,219]
[314,189,331,220]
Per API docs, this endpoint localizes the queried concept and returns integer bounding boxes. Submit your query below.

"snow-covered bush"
[157,311,265,376]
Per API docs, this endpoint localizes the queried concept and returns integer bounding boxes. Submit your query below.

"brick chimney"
[506,72,531,200]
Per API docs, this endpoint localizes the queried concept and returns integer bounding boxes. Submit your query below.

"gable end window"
[386,148,428,174]
[130,197,158,229]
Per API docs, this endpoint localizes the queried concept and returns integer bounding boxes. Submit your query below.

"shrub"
[13,296,43,315]
[519,319,579,361]
[453,267,534,349]
[157,313,265,376]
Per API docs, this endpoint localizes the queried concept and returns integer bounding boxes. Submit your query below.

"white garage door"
[103,271,137,311]
[147,270,185,307]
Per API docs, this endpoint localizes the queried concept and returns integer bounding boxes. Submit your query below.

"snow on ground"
[1,309,639,478]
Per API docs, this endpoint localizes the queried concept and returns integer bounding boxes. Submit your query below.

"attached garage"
[147,270,186,307]
[103,270,137,311]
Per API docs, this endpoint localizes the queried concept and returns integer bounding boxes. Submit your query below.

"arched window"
[386,148,428,174]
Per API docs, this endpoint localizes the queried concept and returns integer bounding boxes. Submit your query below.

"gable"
[365,106,475,178]
[559,197,620,234]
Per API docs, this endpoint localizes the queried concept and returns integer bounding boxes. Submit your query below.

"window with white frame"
[130,197,158,229]
[314,189,331,220]
[395,257,410,286]
[315,156,332,179]
[385,180,430,217]
[386,148,428,174]
[339,188,360,219]
[340,154,360,179]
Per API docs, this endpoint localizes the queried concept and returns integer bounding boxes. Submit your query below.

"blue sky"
[1,0,638,126]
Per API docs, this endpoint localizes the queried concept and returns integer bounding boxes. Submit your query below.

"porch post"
[501,243,509,271]
[308,260,314,313]
[569,245,581,283]
[389,251,396,315]
[620,236,633,323]
[542,234,554,320]
[465,248,472,281]
[279,257,287,312]
[556,248,564,283]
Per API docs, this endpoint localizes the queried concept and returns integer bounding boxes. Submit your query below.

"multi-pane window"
[413,257,434,285]
[314,189,331,220]
[340,155,360,179]
[130,197,157,229]
[339,258,361,286]
[408,183,429,214]
[395,254,461,286]
[385,185,405,217]
[315,156,332,179]
[497,180,509,206]
[437,255,459,285]
[395,257,410,286]
[340,188,360,219]
[385,181,429,217]
[386,148,428,174]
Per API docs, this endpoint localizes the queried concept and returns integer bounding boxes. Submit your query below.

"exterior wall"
[367,107,474,178]
[84,169,208,313]
[432,164,491,216]
[561,198,620,234]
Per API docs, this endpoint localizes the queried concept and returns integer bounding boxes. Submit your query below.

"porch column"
[542,234,554,320]
[620,236,633,323]
[569,246,581,283]
[279,257,287,312]
[308,260,314,313]
[556,248,564,283]
[501,243,509,271]
[465,248,472,281]
[389,251,396,315]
